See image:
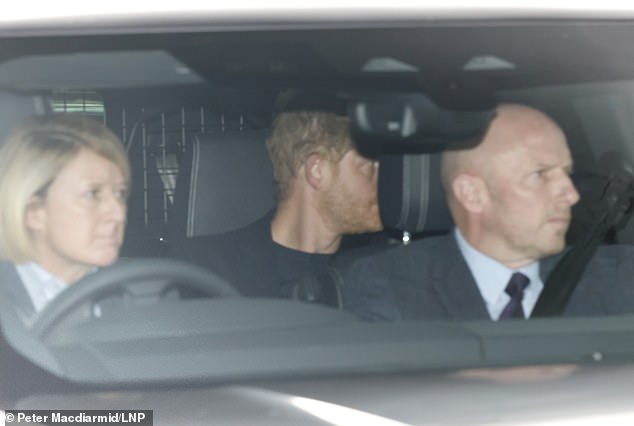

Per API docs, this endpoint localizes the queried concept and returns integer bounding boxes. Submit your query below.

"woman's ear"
[304,152,325,190]
[25,196,46,232]
[452,174,488,214]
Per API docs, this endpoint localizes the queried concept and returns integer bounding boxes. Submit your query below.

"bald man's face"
[475,112,580,266]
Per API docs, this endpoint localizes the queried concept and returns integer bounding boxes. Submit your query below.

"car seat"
[170,129,276,240]
[0,90,52,145]
[332,152,454,299]
[378,152,454,241]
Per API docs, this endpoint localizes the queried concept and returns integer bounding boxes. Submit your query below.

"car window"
[1,8,634,425]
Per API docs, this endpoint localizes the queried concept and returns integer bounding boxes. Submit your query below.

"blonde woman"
[0,114,130,323]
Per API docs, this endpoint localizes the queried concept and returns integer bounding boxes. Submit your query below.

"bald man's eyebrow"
[534,163,574,175]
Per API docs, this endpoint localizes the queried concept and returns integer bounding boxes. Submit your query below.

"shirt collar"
[15,262,68,313]
[453,227,540,307]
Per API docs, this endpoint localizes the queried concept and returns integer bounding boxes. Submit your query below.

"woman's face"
[26,148,128,283]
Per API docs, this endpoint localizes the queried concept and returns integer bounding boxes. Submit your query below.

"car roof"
[3,2,634,35]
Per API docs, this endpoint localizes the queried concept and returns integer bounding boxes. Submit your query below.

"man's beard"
[318,183,382,235]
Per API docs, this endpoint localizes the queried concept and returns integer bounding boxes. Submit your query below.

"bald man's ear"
[304,152,325,190]
[451,174,487,214]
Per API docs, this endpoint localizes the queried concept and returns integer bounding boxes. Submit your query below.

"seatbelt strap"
[532,222,605,317]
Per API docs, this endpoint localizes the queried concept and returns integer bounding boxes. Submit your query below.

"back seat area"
[169,130,275,241]
[103,88,276,257]
[45,86,629,263]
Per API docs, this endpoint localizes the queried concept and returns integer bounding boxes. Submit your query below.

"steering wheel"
[31,258,241,339]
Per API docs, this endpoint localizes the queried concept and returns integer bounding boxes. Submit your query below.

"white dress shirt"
[454,228,544,320]
[15,262,68,313]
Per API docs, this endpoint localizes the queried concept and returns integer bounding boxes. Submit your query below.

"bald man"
[344,103,634,321]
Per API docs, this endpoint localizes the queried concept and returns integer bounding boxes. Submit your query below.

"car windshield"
[2,6,634,425]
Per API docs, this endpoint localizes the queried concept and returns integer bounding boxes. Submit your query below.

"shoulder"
[343,234,456,290]
[569,244,634,315]
[0,261,37,325]
[342,234,458,321]
[348,233,455,270]
[166,214,275,286]
[171,214,272,257]
[0,260,19,283]
[579,244,634,276]
[594,244,634,262]
[0,259,15,271]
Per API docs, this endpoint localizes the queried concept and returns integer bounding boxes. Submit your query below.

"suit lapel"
[0,261,37,326]
[429,235,490,320]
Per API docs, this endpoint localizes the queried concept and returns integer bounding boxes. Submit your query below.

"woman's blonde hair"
[0,114,130,263]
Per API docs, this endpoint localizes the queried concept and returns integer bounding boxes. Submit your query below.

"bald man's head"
[440,103,579,268]
[441,104,565,194]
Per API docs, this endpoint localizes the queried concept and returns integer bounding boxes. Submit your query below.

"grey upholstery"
[172,130,276,238]
[378,153,453,237]
[0,90,52,144]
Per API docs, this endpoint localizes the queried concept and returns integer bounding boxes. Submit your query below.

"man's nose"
[373,160,380,185]
[561,173,580,206]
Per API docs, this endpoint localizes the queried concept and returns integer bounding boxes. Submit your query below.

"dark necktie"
[498,272,530,320]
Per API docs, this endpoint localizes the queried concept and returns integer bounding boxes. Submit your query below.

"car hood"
[14,362,634,426]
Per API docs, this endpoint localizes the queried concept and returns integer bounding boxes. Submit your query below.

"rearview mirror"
[347,92,495,155]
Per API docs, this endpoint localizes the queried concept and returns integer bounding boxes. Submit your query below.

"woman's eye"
[84,188,104,200]
[116,188,129,200]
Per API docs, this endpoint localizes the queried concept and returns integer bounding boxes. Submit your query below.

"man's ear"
[304,152,325,190]
[452,174,488,214]
[25,196,46,232]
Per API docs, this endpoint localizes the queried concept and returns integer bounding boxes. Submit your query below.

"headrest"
[378,153,453,237]
[0,91,52,144]
[172,130,276,238]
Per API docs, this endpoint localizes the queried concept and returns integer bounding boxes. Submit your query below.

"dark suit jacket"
[0,261,135,325]
[0,261,84,402]
[0,261,38,326]
[343,233,634,321]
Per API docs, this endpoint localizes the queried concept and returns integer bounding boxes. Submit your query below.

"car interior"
[2,21,634,407]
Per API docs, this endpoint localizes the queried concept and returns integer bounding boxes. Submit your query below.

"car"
[2,3,634,425]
